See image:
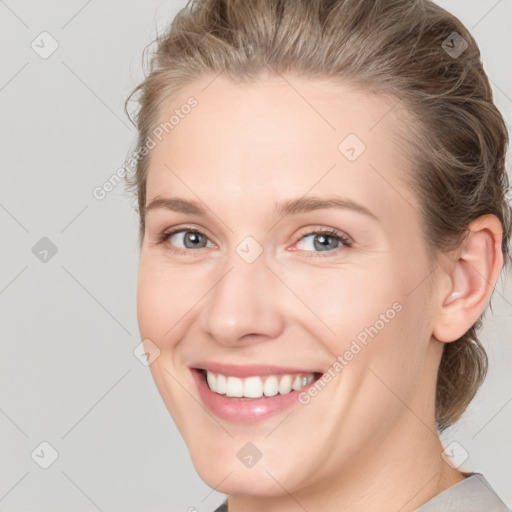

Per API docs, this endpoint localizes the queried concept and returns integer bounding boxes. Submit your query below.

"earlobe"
[432,214,504,343]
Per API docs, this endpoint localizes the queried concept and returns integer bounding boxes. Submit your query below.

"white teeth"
[278,374,293,395]
[206,371,216,391]
[226,376,243,397]
[243,376,263,398]
[263,376,279,397]
[217,374,226,394]
[204,370,317,398]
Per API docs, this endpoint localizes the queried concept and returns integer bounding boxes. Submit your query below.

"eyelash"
[155,225,353,257]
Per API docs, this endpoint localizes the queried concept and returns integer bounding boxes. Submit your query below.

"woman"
[125,0,511,510]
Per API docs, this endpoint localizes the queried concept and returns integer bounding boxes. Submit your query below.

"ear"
[432,214,504,343]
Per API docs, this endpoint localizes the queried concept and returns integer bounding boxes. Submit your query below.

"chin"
[198,464,300,497]
[189,443,311,497]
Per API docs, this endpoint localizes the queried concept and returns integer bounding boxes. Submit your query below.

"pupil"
[185,232,204,248]
[314,234,337,251]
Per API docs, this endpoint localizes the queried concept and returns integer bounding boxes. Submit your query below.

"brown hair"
[125,0,511,431]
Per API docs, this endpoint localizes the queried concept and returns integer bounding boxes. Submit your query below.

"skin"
[136,73,504,512]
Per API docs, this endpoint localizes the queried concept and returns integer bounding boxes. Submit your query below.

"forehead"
[145,74,419,224]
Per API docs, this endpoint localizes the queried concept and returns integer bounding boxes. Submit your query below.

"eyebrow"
[145,195,379,222]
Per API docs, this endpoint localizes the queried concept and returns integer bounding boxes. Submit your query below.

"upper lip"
[191,361,322,378]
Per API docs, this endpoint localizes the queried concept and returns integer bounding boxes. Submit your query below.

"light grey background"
[1,1,511,511]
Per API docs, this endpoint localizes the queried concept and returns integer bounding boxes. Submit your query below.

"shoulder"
[415,473,511,512]
[210,475,510,512]
[212,501,228,512]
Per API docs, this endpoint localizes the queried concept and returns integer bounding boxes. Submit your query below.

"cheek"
[296,260,430,389]
[136,261,193,348]
[284,265,402,349]
[136,270,166,343]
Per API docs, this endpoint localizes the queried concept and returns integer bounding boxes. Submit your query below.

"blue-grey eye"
[169,230,211,249]
[296,231,348,252]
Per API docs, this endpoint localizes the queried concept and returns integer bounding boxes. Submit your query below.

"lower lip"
[191,369,319,424]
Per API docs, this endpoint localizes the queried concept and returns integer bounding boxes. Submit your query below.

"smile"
[204,370,317,398]
[190,365,323,424]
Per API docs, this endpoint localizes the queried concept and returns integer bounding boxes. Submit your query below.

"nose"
[197,248,286,347]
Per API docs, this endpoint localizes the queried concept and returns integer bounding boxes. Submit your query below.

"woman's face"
[137,75,445,495]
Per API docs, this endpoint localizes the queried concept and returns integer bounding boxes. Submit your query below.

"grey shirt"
[212,473,510,511]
